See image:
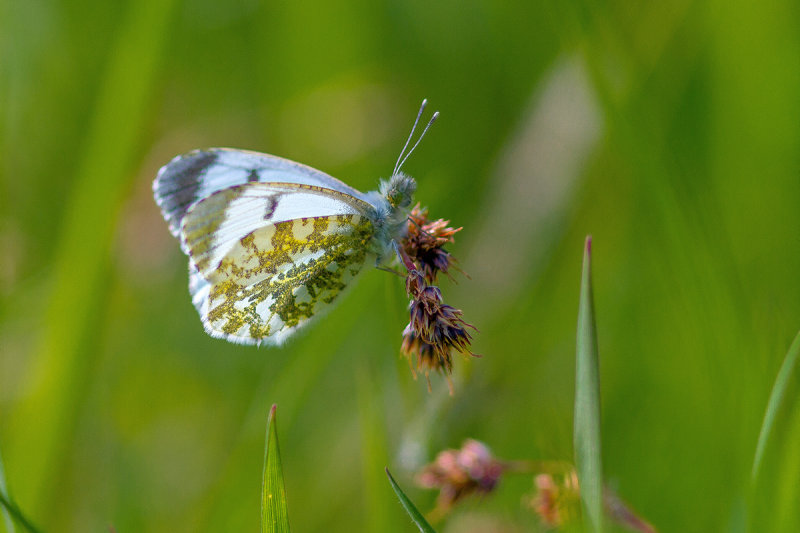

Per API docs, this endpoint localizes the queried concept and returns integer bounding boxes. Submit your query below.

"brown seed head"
[402,204,462,284]
[416,439,505,514]
[528,469,582,528]
[400,269,476,379]
[528,468,658,533]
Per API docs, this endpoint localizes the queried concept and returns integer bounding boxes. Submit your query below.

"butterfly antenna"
[396,110,439,175]
[393,99,428,176]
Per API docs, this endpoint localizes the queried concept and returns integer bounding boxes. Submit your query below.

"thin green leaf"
[0,490,41,533]
[385,468,436,533]
[751,330,800,481]
[574,236,603,533]
[0,447,15,533]
[262,404,291,533]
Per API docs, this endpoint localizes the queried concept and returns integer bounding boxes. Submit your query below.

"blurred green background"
[2,0,800,531]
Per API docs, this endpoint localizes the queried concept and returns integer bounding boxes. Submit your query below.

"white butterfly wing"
[179,182,378,345]
[153,148,374,241]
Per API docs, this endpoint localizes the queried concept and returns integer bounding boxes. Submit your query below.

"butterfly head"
[381,172,416,209]
[370,172,416,257]
[383,98,436,212]
[369,100,437,263]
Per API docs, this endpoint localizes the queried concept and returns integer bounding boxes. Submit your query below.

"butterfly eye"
[384,173,416,209]
[388,189,406,208]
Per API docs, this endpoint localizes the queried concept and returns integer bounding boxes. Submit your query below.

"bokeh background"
[2,0,800,531]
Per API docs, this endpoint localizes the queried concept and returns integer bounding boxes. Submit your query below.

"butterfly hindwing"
[190,213,376,345]
[180,181,377,345]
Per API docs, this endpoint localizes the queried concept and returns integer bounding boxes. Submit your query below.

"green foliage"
[574,237,603,532]
[385,469,436,533]
[0,490,40,533]
[2,0,800,530]
[262,405,291,533]
[0,450,13,533]
[357,366,403,533]
[751,331,800,482]
[748,331,800,531]
[2,0,179,519]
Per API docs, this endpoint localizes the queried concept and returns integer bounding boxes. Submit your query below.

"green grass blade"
[385,468,436,533]
[574,236,603,533]
[0,491,40,533]
[0,447,14,533]
[262,405,291,533]
[751,330,800,481]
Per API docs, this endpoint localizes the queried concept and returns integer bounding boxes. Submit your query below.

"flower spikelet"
[529,470,582,528]
[416,439,504,514]
[402,203,462,284]
[400,270,476,381]
[527,467,658,533]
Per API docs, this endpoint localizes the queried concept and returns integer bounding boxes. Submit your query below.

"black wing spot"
[264,195,279,220]
[155,150,219,231]
[247,169,259,183]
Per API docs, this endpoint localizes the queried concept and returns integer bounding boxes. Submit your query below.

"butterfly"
[153,100,438,345]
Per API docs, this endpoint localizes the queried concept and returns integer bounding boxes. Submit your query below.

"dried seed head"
[400,269,477,381]
[395,207,476,386]
[401,204,462,284]
[527,468,659,533]
[416,439,505,514]
[528,470,582,528]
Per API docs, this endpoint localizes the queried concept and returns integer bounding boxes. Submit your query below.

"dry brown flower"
[400,270,477,386]
[527,467,658,533]
[529,470,582,528]
[416,439,505,517]
[401,203,462,284]
[395,207,476,387]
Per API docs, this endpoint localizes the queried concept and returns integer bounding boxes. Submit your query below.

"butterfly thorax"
[367,172,417,264]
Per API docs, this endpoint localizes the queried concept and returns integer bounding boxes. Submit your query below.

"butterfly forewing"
[180,182,375,277]
[153,148,373,240]
[177,180,378,344]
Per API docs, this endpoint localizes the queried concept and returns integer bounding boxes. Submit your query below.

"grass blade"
[752,330,800,481]
[385,468,436,533]
[574,236,603,532]
[0,491,40,533]
[0,446,14,533]
[262,405,291,533]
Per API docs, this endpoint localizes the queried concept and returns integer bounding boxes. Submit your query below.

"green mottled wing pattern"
[203,215,374,344]
[181,182,377,345]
